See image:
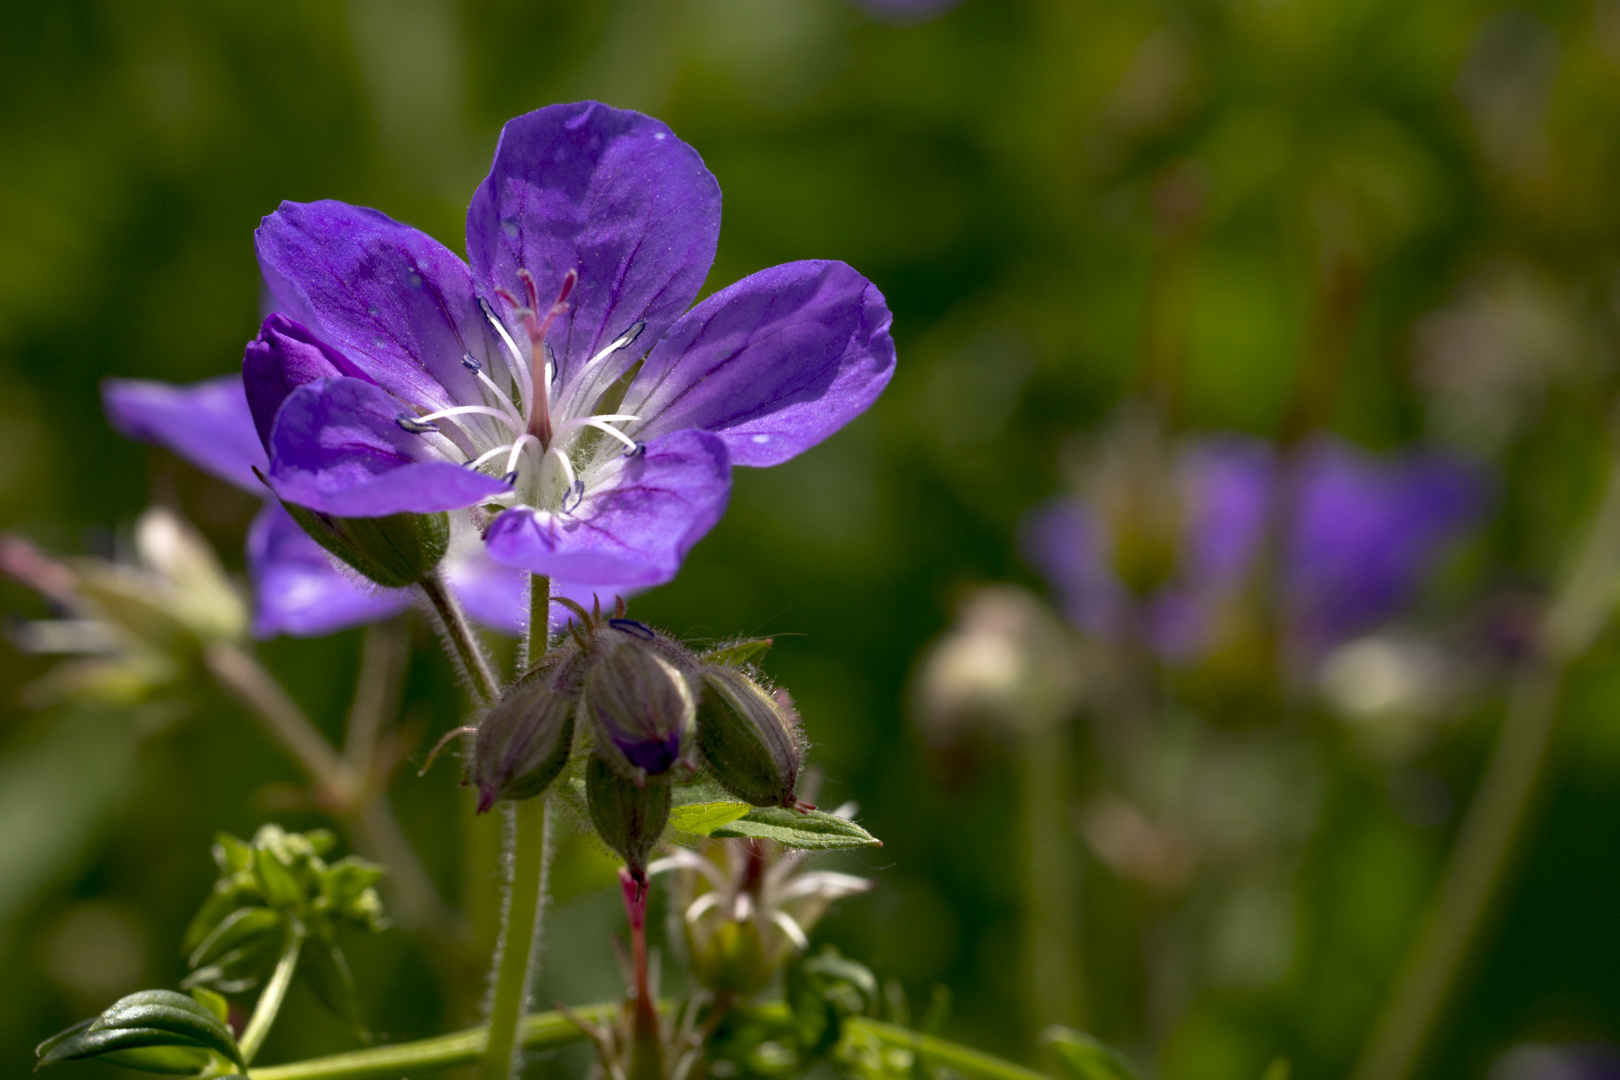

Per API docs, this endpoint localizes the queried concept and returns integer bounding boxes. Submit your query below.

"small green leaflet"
[669,800,753,835]
[701,637,773,668]
[36,989,245,1071]
[712,806,882,850]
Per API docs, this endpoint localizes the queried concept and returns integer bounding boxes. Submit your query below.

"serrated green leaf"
[91,990,244,1067]
[1041,1026,1139,1080]
[701,637,774,668]
[670,800,753,836]
[188,905,280,969]
[712,807,882,850]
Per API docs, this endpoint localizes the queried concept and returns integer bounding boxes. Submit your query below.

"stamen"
[504,433,541,479]
[541,444,577,494]
[460,352,481,372]
[478,297,534,409]
[562,416,639,452]
[562,478,585,513]
[415,404,524,439]
[396,414,440,434]
[467,443,515,471]
[623,440,647,459]
[769,911,809,949]
[472,367,524,424]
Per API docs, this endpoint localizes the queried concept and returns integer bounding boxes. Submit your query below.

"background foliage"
[3,1,1620,1078]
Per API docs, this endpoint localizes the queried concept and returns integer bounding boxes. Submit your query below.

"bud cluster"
[467,599,811,880]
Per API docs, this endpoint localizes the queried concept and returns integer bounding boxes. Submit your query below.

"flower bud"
[472,672,576,812]
[585,753,671,881]
[282,503,449,588]
[695,666,805,808]
[581,640,696,783]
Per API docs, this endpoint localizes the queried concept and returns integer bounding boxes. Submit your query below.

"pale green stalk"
[1352,448,1620,1080]
[239,924,305,1065]
[477,575,552,1080]
[1019,722,1085,1033]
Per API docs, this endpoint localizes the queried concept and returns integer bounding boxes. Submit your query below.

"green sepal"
[280,501,449,588]
[701,637,774,668]
[669,800,753,836]
[37,990,245,1072]
[712,806,882,850]
[585,753,672,877]
[1041,1026,1140,1080]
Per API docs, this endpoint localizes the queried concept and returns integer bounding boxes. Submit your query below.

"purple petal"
[1283,437,1490,650]
[243,313,376,451]
[248,503,411,638]
[625,261,896,467]
[256,200,503,414]
[443,526,528,636]
[466,102,720,396]
[102,375,268,492]
[1019,499,1129,640]
[266,377,510,516]
[1181,437,1275,586]
[483,430,731,586]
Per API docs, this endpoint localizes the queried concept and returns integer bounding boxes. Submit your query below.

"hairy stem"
[419,572,501,704]
[1352,450,1620,1080]
[477,574,554,1080]
[248,1005,1052,1080]
[479,797,549,1080]
[239,924,305,1064]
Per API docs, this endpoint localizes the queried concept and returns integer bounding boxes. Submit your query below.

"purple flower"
[103,374,529,638]
[250,102,893,589]
[103,101,895,636]
[1023,434,1488,665]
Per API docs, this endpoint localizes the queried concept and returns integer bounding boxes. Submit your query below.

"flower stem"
[479,797,549,1080]
[419,572,501,704]
[1018,722,1085,1034]
[1351,449,1620,1080]
[844,1018,1055,1080]
[251,1005,614,1080]
[478,573,555,1080]
[239,923,305,1065]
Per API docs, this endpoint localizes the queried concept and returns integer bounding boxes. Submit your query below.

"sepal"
[280,500,449,588]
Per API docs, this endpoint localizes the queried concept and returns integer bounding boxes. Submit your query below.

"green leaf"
[1041,1026,1140,1080]
[701,637,774,668]
[181,882,255,954]
[187,905,280,969]
[319,856,385,906]
[211,833,253,876]
[254,844,305,909]
[187,988,229,1025]
[712,807,882,850]
[669,800,753,836]
[302,938,369,1041]
[37,990,245,1072]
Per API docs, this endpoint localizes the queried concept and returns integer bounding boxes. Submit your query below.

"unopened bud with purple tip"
[471,672,575,813]
[586,753,672,883]
[695,666,807,809]
[582,640,697,785]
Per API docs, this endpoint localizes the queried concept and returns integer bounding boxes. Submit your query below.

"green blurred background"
[5,1,1620,1078]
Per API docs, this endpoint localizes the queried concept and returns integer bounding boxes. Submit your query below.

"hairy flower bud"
[695,666,805,808]
[472,672,576,813]
[586,753,672,881]
[282,503,449,588]
[582,640,696,783]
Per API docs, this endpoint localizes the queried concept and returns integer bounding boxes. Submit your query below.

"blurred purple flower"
[1023,434,1489,665]
[104,101,894,636]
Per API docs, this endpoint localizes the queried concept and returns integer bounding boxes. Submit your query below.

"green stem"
[419,572,501,704]
[477,575,554,1080]
[1351,450,1620,1080]
[248,1007,1049,1080]
[476,798,549,1080]
[848,1017,1054,1080]
[1018,723,1084,1034]
[251,1005,612,1080]
[240,924,305,1065]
